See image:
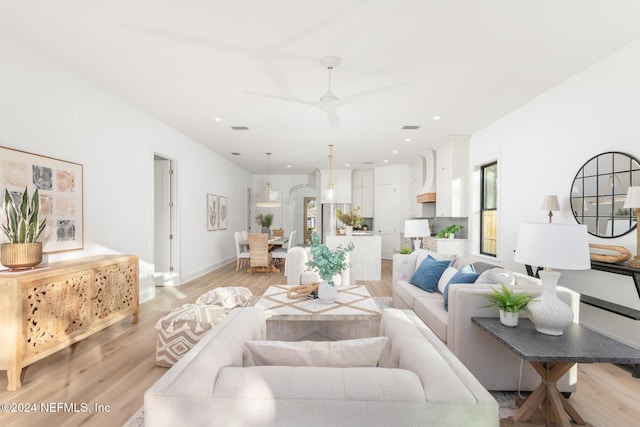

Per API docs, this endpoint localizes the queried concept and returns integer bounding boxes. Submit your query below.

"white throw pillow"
[414,249,457,272]
[437,266,459,294]
[475,268,516,286]
[244,337,389,368]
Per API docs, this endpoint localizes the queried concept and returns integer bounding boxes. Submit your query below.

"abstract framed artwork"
[218,196,228,230]
[0,145,84,253]
[206,193,218,231]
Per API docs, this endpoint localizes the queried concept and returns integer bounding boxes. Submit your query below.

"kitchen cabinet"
[352,169,374,217]
[422,237,468,257]
[436,137,469,217]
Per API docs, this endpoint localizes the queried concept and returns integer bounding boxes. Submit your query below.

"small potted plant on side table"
[306,232,354,304]
[482,283,536,327]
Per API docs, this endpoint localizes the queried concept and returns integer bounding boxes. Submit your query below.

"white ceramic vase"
[499,310,519,327]
[528,270,574,336]
[318,281,338,304]
[345,226,353,236]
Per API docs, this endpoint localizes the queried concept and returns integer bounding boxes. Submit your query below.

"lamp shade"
[541,195,560,211]
[623,186,640,209]
[404,219,430,238]
[514,222,590,270]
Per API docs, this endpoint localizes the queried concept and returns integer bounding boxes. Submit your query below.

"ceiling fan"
[247,55,402,130]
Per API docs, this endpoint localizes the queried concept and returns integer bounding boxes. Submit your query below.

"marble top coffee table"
[256,284,382,341]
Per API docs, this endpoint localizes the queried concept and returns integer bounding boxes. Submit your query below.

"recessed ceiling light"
[214,117,222,121]
[345,163,350,167]
[392,150,398,154]
[384,159,389,163]
[405,138,411,142]
[433,116,441,120]
[287,165,291,168]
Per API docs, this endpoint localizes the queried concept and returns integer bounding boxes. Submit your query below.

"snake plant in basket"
[1,187,47,269]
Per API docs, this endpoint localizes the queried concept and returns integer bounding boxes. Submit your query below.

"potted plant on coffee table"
[306,232,354,304]
[1,187,47,270]
[482,283,536,327]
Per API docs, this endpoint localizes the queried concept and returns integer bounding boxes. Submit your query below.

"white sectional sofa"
[392,249,580,392]
[145,306,498,427]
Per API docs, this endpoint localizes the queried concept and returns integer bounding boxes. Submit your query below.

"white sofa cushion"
[244,337,388,367]
[413,297,448,342]
[475,268,515,286]
[213,366,426,402]
[437,266,459,294]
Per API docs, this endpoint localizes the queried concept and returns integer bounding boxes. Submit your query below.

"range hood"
[416,149,436,203]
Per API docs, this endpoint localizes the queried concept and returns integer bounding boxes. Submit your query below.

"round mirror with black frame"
[570,151,640,238]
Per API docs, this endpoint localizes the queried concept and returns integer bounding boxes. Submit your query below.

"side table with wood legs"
[472,317,640,427]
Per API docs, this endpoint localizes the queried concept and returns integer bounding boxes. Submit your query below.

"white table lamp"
[514,222,590,335]
[624,186,640,268]
[541,195,560,223]
[404,219,430,251]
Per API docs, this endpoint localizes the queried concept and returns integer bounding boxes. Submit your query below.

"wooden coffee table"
[472,317,640,427]
[256,284,382,340]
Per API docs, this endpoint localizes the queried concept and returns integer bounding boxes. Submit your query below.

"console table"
[0,254,139,391]
[472,317,640,427]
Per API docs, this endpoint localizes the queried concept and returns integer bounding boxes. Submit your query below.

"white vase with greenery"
[306,232,354,304]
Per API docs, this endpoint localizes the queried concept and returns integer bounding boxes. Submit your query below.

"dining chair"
[272,230,295,266]
[234,231,250,271]
[248,233,273,275]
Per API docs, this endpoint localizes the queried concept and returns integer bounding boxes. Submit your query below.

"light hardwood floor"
[0,259,638,427]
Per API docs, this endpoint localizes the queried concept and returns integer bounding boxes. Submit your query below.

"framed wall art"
[0,146,84,253]
[218,196,228,230]
[206,193,218,231]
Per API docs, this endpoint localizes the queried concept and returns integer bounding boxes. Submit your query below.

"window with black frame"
[481,162,497,256]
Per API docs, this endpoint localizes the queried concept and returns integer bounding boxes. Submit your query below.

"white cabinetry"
[352,169,374,217]
[436,137,469,217]
[422,237,468,257]
[320,169,352,203]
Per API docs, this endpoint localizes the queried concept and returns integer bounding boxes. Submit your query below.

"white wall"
[0,31,252,303]
[470,38,640,347]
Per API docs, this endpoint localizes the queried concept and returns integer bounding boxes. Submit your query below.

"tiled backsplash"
[429,217,469,238]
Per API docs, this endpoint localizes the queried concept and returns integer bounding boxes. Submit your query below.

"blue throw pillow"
[410,256,452,293]
[444,264,480,310]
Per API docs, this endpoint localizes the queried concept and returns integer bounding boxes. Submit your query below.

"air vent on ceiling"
[230,152,242,156]
[362,161,375,165]
[231,126,250,130]
[401,125,420,130]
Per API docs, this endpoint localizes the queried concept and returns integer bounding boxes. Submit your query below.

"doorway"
[154,154,177,286]
[303,197,317,244]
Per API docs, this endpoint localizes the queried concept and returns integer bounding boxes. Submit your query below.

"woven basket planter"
[1,242,43,270]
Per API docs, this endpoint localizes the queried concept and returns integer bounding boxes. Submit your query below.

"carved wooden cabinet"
[0,254,139,390]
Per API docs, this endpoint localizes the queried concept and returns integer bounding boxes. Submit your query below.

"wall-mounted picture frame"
[206,193,217,231]
[218,196,228,230]
[0,145,84,253]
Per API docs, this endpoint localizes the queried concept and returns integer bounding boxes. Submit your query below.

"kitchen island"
[325,234,381,281]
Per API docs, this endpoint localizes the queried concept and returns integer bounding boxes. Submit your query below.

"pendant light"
[322,144,336,203]
[256,153,281,207]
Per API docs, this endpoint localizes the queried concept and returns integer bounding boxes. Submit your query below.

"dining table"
[240,236,289,273]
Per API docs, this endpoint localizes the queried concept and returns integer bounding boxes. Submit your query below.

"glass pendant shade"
[256,153,281,208]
